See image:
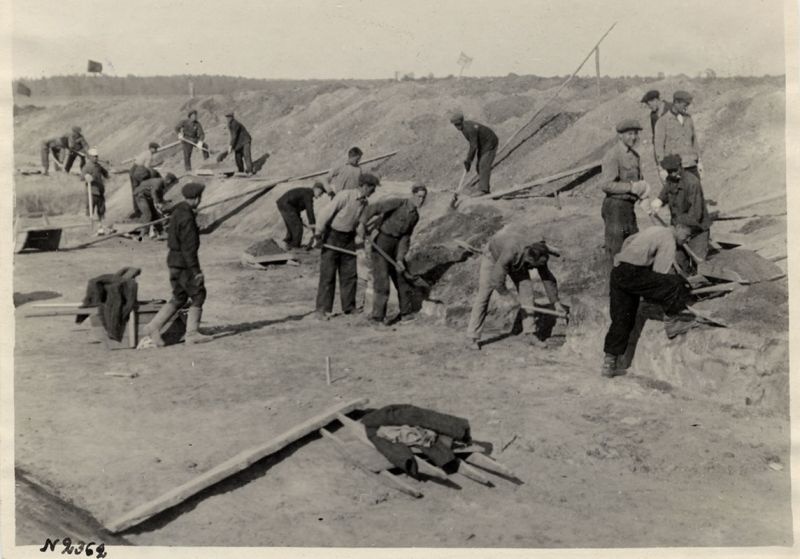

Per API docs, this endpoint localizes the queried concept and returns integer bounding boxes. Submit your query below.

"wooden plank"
[455,460,493,486]
[520,305,569,319]
[320,429,422,498]
[690,282,739,296]
[107,398,368,533]
[468,161,602,202]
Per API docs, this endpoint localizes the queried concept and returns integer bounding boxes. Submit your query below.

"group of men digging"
[47,93,712,378]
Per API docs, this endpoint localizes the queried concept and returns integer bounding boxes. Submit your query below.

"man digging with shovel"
[361,182,428,325]
[450,111,498,197]
[465,230,567,350]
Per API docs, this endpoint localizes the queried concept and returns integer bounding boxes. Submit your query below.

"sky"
[10,0,789,80]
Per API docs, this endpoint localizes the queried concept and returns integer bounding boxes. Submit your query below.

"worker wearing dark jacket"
[361,182,427,324]
[41,136,68,175]
[175,110,208,171]
[64,126,89,173]
[276,182,325,248]
[129,142,162,219]
[83,148,115,236]
[225,111,253,174]
[650,154,711,270]
[142,182,212,347]
[450,111,499,194]
[133,173,178,239]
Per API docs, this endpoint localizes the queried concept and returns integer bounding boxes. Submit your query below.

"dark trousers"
[278,204,303,247]
[602,197,638,265]
[603,262,689,356]
[316,229,357,314]
[181,140,208,171]
[129,165,157,215]
[234,142,253,173]
[169,267,206,308]
[135,194,163,234]
[476,148,496,193]
[64,151,84,173]
[41,144,63,172]
[88,194,106,220]
[371,233,414,321]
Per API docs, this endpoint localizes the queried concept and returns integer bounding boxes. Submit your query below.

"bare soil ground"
[13,218,791,548]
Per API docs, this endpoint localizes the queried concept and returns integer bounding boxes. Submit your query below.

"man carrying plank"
[175,110,208,171]
[450,111,498,195]
[83,148,115,236]
[141,182,212,347]
[602,222,699,378]
[600,119,652,265]
[361,182,427,325]
[649,154,712,272]
[40,135,69,175]
[466,230,566,350]
[276,181,325,249]
[129,142,164,219]
[313,173,380,319]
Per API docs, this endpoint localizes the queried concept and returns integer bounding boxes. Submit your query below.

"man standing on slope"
[176,110,209,172]
[132,172,179,240]
[326,147,364,195]
[640,90,672,139]
[64,126,89,173]
[83,148,115,236]
[466,230,567,350]
[654,90,702,180]
[225,111,253,175]
[450,111,499,195]
[599,119,652,265]
[276,181,326,249]
[141,182,213,347]
[650,154,712,271]
[129,142,163,219]
[313,173,380,319]
[361,182,428,325]
[41,136,68,175]
[601,221,699,378]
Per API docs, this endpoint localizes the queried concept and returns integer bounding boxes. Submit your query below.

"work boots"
[601,353,620,378]
[142,302,179,347]
[185,306,213,345]
[664,315,699,339]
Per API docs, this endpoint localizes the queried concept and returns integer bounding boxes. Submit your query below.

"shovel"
[367,237,431,290]
[180,137,215,156]
[449,168,469,209]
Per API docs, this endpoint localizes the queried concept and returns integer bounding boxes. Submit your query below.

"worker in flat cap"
[360,181,428,325]
[64,125,89,173]
[466,229,567,351]
[654,90,702,180]
[450,110,499,195]
[83,148,116,236]
[132,172,179,240]
[41,135,69,175]
[326,147,364,195]
[276,181,326,249]
[225,111,254,175]
[599,119,652,266]
[175,109,209,171]
[142,181,212,347]
[601,220,700,378]
[313,173,381,319]
[640,90,672,139]
[649,154,711,272]
[128,141,165,219]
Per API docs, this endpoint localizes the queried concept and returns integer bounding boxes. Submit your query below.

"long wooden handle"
[323,244,358,257]
[520,305,568,319]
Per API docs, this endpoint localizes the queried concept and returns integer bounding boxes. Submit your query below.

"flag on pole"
[16,82,31,97]
[87,60,103,73]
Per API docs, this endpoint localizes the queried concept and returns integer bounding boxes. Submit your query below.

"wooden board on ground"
[15,228,64,253]
[240,252,298,268]
[699,248,785,283]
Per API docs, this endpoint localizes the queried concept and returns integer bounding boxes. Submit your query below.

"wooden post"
[325,357,331,385]
[595,47,601,98]
[85,179,95,232]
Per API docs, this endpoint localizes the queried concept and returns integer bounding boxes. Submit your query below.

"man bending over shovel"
[361,182,428,325]
[466,230,566,350]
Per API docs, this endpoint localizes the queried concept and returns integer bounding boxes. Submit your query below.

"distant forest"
[12,73,784,98]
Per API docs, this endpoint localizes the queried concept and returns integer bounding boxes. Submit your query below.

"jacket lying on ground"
[363,404,471,476]
[76,267,141,341]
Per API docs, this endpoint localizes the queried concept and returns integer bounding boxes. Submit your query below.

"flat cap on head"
[660,154,683,171]
[359,173,380,187]
[449,110,464,124]
[149,142,160,150]
[673,90,693,103]
[312,180,325,189]
[411,181,427,194]
[87,147,98,157]
[164,172,178,184]
[188,109,198,117]
[225,110,235,117]
[640,90,660,103]
[616,119,643,133]
[72,126,82,134]
[182,182,205,199]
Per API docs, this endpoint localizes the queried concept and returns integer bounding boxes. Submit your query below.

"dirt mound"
[244,238,285,257]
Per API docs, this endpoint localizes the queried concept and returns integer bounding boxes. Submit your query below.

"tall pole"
[595,47,601,98]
